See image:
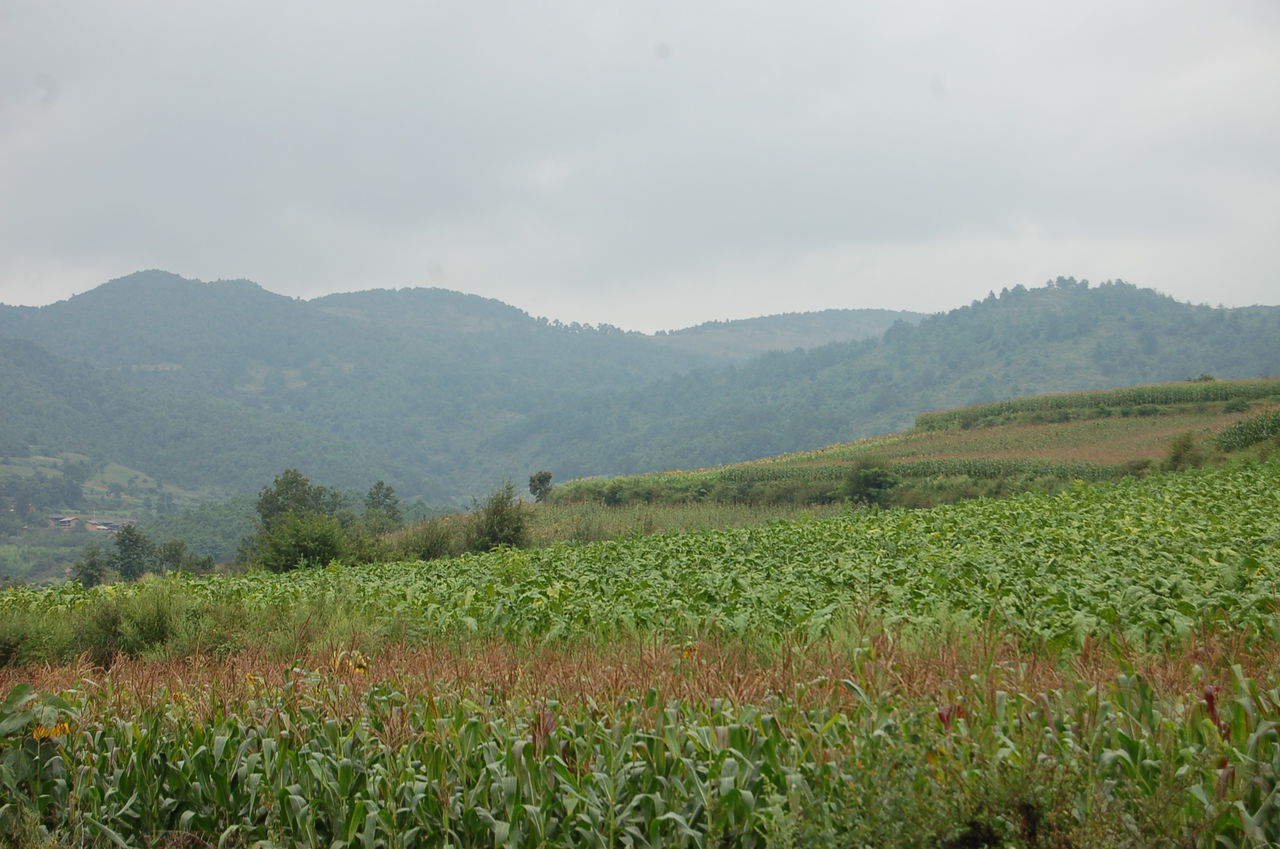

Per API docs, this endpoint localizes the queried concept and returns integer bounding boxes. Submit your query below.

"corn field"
[2,460,1280,845]
[915,378,1280,431]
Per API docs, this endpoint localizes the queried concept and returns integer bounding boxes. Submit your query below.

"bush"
[390,517,460,561]
[1161,432,1204,472]
[465,482,530,552]
[840,466,898,507]
[258,512,347,573]
[75,580,187,665]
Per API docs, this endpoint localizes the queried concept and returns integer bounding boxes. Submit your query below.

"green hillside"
[510,279,1280,480]
[0,271,915,501]
[553,377,1280,511]
[3,273,1279,510]
[0,337,407,496]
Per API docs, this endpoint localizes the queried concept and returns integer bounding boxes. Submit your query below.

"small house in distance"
[84,518,134,534]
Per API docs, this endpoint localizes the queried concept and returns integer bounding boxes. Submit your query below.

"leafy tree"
[72,543,112,587]
[258,512,346,573]
[465,482,529,552]
[841,466,898,507]
[256,469,335,528]
[155,539,214,573]
[111,524,155,581]
[528,470,553,503]
[363,480,402,534]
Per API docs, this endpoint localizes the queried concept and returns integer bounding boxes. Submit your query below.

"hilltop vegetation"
[512,279,1280,478]
[0,271,918,503]
[2,273,1278,510]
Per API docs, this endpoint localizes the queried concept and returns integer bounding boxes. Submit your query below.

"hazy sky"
[2,1,1277,331]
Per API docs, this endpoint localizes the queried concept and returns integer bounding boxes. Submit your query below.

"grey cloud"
[0,0,1277,329]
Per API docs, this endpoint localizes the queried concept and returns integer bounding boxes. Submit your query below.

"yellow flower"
[32,722,70,740]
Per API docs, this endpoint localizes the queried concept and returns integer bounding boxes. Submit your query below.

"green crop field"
[552,378,1280,514]
[3,459,1280,846]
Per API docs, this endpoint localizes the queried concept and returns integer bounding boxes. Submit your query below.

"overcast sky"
[2,1,1277,331]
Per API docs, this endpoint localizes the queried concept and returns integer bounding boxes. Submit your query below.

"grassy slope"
[551,378,1280,513]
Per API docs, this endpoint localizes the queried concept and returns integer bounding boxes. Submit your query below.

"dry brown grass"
[5,626,1276,722]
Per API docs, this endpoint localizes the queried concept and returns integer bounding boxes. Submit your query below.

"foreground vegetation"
[3,649,1279,848]
[1,460,1279,845]
[3,460,1276,661]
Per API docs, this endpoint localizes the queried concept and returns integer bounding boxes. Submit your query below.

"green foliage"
[109,524,154,581]
[70,543,111,588]
[361,480,402,534]
[257,511,346,573]
[1216,409,1280,452]
[256,468,346,528]
[465,482,530,552]
[154,538,213,573]
[5,461,1278,654]
[389,516,461,561]
[528,470,553,503]
[142,494,256,564]
[916,378,1280,431]
[840,465,897,506]
[1161,431,1205,472]
[3,669,1280,846]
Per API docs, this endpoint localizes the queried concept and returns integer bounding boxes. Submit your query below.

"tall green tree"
[363,480,402,534]
[256,469,337,528]
[111,524,155,581]
[246,469,351,570]
[258,512,346,573]
[528,470,553,503]
[72,543,112,587]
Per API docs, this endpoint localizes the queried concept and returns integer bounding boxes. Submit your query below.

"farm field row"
[2,460,1279,846]
[3,637,1279,847]
[553,380,1280,509]
[4,460,1277,657]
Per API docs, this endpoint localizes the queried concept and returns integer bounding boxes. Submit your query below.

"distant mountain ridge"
[493,279,1280,479]
[0,271,921,499]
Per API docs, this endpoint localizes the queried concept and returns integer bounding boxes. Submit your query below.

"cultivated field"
[2,459,1279,846]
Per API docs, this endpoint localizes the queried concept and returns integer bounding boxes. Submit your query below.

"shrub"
[390,517,460,561]
[75,580,187,665]
[1161,432,1204,472]
[465,482,530,552]
[840,466,898,507]
[258,512,347,573]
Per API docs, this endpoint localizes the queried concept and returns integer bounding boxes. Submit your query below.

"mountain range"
[2,271,1278,505]
[0,271,918,500]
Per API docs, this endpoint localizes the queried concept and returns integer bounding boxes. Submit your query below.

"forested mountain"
[3,273,1277,504]
[492,280,1280,478]
[0,337,411,496]
[0,271,917,500]
[652,308,922,362]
